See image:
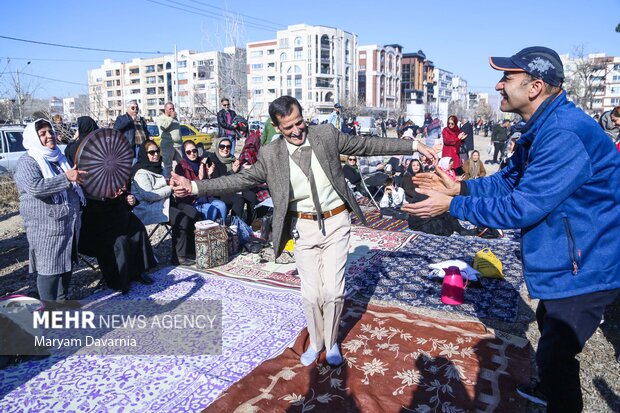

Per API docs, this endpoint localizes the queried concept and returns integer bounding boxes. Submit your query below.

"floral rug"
[208,227,416,290]
[204,301,530,413]
[0,267,306,413]
[347,232,524,322]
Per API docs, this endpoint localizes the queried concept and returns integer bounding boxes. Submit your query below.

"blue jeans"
[194,198,227,221]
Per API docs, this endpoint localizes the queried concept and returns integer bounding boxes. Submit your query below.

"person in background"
[441,115,466,175]
[489,119,510,164]
[261,118,278,145]
[459,117,474,161]
[15,119,87,302]
[157,102,183,179]
[404,46,620,413]
[437,156,458,182]
[379,117,387,137]
[461,150,486,180]
[174,140,227,221]
[342,155,367,197]
[52,114,72,144]
[217,98,239,154]
[131,141,200,266]
[379,177,407,220]
[328,103,343,131]
[114,100,150,158]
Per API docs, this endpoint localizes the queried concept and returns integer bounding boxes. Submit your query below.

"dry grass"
[0,174,19,214]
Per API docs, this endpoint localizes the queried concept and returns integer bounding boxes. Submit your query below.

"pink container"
[441,266,468,305]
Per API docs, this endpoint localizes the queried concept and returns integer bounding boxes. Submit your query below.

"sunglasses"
[147,149,160,155]
[129,106,138,110]
[222,104,229,107]
[219,144,232,149]
[185,149,198,155]
[348,158,357,161]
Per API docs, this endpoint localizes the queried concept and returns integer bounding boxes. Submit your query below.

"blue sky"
[1,0,619,99]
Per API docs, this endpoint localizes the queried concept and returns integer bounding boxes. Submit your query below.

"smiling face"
[471,151,480,162]
[145,142,160,162]
[275,104,307,146]
[218,139,232,156]
[36,123,56,149]
[495,71,539,117]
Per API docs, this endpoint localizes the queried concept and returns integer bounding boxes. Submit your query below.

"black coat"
[460,121,474,152]
[217,108,238,138]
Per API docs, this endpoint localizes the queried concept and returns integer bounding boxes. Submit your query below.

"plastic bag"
[473,248,504,279]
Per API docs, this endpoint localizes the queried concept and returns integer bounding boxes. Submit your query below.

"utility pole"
[15,61,30,123]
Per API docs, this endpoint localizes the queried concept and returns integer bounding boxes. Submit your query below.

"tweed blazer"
[196,124,415,257]
[15,154,81,275]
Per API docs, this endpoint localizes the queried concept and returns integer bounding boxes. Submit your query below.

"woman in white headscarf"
[14,119,87,302]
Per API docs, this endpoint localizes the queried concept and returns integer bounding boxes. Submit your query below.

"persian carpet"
[351,209,410,232]
[0,267,306,413]
[208,227,416,290]
[346,231,524,322]
[204,301,530,413]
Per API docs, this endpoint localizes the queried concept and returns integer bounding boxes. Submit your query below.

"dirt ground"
[0,133,618,412]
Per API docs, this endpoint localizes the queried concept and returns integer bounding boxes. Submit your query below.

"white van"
[356,117,378,136]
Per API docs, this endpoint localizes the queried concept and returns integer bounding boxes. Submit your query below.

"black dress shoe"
[135,274,154,285]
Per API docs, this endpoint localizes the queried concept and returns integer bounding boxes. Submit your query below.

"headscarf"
[438,156,453,171]
[130,141,163,179]
[443,115,462,140]
[23,119,85,205]
[599,110,620,142]
[214,137,236,172]
[468,150,480,179]
[65,116,99,166]
[181,140,202,175]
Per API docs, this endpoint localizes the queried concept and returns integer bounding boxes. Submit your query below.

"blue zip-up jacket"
[450,91,620,299]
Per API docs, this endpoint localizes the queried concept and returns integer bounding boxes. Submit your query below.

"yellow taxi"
[147,123,214,154]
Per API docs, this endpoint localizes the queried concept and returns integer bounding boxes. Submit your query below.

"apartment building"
[88,48,247,122]
[401,50,435,106]
[357,44,402,112]
[246,24,357,119]
[451,75,468,107]
[561,53,620,114]
[434,67,453,104]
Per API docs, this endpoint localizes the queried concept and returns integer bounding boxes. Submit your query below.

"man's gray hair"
[127,99,139,107]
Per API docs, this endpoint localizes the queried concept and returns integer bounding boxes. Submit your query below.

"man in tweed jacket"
[171,96,436,367]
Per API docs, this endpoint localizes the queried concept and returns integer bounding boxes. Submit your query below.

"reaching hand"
[170,172,192,198]
[415,142,438,165]
[458,132,467,140]
[232,159,241,173]
[412,167,460,196]
[400,187,453,218]
[66,165,87,185]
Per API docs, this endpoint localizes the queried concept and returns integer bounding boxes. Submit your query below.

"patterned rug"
[351,209,410,232]
[209,227,416,289]
[346,231,524,322]
[0,267,306,413]
[205,301,530,413]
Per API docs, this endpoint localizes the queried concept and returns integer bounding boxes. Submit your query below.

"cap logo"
[528,57,554,75]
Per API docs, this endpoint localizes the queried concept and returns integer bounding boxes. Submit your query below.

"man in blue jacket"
[402,46,620,413]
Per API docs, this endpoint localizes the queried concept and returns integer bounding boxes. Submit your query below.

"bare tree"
[563,45,610,113]
[473,101,495,122]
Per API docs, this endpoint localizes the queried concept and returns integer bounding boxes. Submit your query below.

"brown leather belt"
[289,204,348,221]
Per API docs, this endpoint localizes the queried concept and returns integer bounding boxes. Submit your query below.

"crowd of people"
[12,45,620,413]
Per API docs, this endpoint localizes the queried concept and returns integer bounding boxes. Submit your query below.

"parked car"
[200,122,218,134]
[147,123,214,154]
[0,125,66,174]
[249,120,264,132]
[356,116,378,136]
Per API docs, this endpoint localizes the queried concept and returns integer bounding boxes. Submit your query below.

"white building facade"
[88,48,247,123]
[357,44,402,112]
[246,24,357,120]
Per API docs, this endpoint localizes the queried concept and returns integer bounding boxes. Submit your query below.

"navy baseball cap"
[489,46,564,86]
[334,103,342,108]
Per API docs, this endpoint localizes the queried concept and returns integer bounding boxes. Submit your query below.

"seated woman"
[379,177,408,220]
[131,141,201,266]
[174,140,227,221]
[462,150,487,180]
[205,137,256,225]
[402,160,477,236]
[438,156,460,182]
[67,116,156,294]
[342,156,368,197]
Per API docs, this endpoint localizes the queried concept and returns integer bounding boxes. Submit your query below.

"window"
[180,125,195,136]
[146,76,156,84]
[145,65,155,73]
[253,89,263,95]
[251,63,263,71]
[295,75,302,87]
[611,98,620,105]
[178,72,188,80]
[131,89,140,94]
[266,49,275,55]
[105,80,113,87]
[129,67,139,75]
[146,87,156,95]
[107,91,114,97]
[294,36,302,46]
[147,98,157,105]
[280,52,287,62]
[4,131,25,152]
[268,88,276,94]
[130,78,140,84]
[294,48,303,59]
[267,76,276,81]
[279,38,289,48]
[613,75,620,82]
[250,50,263,57]
[267,62,275,68]
[251,76,264,83]
[106,70,113,77]
[178,60,187,68]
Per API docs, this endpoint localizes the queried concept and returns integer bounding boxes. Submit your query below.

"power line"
[2,56,102,63]
[145,0,281,32]
[185,0,283,29]
[0,35,171,55]
[6,72,88,87]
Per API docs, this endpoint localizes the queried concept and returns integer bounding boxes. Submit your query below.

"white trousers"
[293,210,350,351]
